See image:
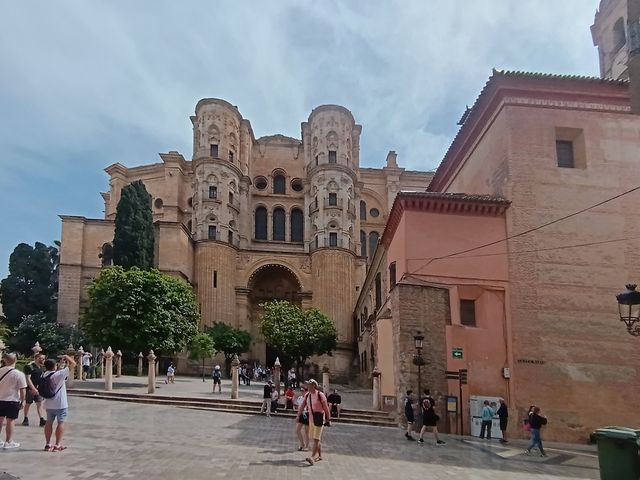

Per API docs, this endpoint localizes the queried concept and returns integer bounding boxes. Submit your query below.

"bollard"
[98,348,105,378]
[274,357,281,396]
[116,350,122,377]
[372,367,381,410]
[65,344,76,388]
[104,347,114,391]
[76,346,84,382]
[147,350,157,394]
[137,352,143,376]
[322,365,330,393]
[231,354,240,399]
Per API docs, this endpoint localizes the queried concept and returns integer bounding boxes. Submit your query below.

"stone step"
[68,390,398,428]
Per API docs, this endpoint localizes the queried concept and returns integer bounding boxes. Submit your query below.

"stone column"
[98,348,105,378]
[273,357,281,396]
[116,350,122,377]
[65,344,76,388]
[104,347,114,391]
[137,352,143,376]
[322,365,330,393]
[147,350,157,394]
[76,346,84,381]
[231,354,240,399]
[372,367,381,410]
[0,339,5,358]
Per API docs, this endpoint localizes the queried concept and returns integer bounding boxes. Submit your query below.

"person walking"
[524,406,547,456]
[42,354,76,452]
[212,365,222,393]
[299,379,331,465]
[403,389,416,441]
[294,386,309,451]
[479,400,496,440]
[22,353,46,427]
[497,398,509,443]
[81,351,92,380]
[0,352,27,449]
[418,398,445,445]
[165,363,175,384]
[260,381,273,416]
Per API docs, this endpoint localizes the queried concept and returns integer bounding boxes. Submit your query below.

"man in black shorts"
[22,353,46,427]
[327,389,342,418]
[0,352,28,449]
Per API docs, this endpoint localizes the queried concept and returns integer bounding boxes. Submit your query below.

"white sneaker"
[3,441,20,449]
[0,441,4,448]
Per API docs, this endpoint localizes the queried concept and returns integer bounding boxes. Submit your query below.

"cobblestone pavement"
[0,397,599,480]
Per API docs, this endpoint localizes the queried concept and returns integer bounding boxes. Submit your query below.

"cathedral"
[57,99,432,380]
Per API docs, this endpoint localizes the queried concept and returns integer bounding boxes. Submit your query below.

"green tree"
[205,322,251,375]
[83,267,199,355]
[112,180,155,269]
[188,332,216,382]
[0,316,11,342]
[260,300,337,379]
[10,313,87,356]
[1,242,58,328]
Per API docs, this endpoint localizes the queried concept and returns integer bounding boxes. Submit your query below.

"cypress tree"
[112,180,155,269]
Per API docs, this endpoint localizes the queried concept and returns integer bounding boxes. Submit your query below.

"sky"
[0,0,602,278]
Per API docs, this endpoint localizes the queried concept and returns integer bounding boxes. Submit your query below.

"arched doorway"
[247,264,302,367]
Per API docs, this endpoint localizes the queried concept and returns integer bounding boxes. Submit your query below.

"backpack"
[37,372,62,399]
[212,370,221,380]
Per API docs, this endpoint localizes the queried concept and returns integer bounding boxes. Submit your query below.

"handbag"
[308,392,325,427]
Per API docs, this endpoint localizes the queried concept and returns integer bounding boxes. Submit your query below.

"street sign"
[459,368,468,385]
[452,347,463,359]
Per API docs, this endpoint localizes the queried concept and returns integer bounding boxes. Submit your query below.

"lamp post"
[412,332,426,397]
[616,284,640,336]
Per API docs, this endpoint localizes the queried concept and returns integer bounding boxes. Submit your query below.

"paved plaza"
[0,396,599,480]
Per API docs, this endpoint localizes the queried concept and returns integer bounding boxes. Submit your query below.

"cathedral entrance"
[247,264,302,368]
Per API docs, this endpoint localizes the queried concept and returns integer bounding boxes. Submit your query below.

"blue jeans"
[527,428,545,455]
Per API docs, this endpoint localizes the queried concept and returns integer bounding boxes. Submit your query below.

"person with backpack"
[22,353,46,427]
[41,354,76,452]
[524,405,547,457]
[212,365,222,393]
[418,397,445,445]
[0,352,28,449]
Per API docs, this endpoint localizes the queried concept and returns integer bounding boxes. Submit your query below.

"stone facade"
[57,99,433,381]
[592,0,628,80]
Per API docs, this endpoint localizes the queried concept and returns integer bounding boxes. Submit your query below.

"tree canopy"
[10,312,86,356]
[112,180,155,269]
[205,322,251,374]
[260,300,337,375]
[0,242,59,328]
[188,332,216,381]
[83,267,199,355]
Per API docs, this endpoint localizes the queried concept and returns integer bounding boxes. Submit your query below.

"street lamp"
[616,284,640,336]
[412,332,426,397]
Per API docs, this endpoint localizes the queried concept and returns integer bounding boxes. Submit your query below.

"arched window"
[273,174,286,194]
[255,207,267,240]
[360,200,367,220]
[273,207,285,241]
[360,230,367,257]
[100,243,113,267]
[614,17,626,52]
[369,231,380,259]
[290,208,304,243]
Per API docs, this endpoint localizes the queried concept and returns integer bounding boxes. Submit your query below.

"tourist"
[284,386,295,410]
[22,353,46,427]
[270,385,280,414]
[479,400,496,440]
[0,352,28,449]
[245,365,252,386]
[240,365,247,385]
[42,354,76,452]
[403,389,415,441]
[421,389,435,408]
[524,406,547,456]
[327,388,342,418]
[81,351,92,380]
[294,386,309,451]
[287,368,297,388]
[166,363,175,384]
[261,380,273,416]
[299,379,331,465]
[497,399,509,443]
[418,398,445,445]
[212,365,222,393]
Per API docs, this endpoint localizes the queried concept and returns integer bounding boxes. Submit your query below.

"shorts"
[500,418,508,431]
[213,378,221,385]
[405,411,415,423]
[46,408,68,423]
[26,390,42,404]
[82,365,90,372]
[308,423,324,441]
[0,401,21,420]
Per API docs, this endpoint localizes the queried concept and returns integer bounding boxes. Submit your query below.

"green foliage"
[259,300,337,370]
[0,242,59,328]
[0,317,12,341]
[112,180,155,269]
[205,322,251,359]
[83,266,199,355]
[10,313,87,356]
[188,332,216,361]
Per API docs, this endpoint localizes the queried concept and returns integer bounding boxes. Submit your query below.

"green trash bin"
[593,427,640,480]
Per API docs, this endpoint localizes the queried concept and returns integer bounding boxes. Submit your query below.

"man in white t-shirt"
[0,352,28,449]
[81,352,92,380]
[42,354,76,452]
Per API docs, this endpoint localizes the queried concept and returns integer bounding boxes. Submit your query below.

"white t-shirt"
[43,367,69,410]
[0,366,27,402]
[82,353,91,367]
